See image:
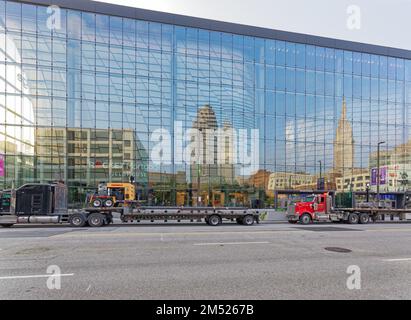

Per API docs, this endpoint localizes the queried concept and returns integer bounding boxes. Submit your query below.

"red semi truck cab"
[286,193,331,224]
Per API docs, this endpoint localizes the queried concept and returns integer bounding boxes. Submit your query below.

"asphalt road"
[0,221,411,300]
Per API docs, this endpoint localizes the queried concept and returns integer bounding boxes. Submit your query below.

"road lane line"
[367,228,411,233]
[52,229,299,238]
[383,258,411,262]
[42,225,411,240]
[0,273,74,280]
[194,241,270,246]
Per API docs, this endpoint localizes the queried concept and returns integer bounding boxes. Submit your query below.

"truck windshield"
[302,196,314,202]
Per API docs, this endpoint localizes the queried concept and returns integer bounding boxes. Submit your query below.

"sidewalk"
[259,209,288,222]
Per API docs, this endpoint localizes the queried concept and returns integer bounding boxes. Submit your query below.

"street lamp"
[377,141,386,206]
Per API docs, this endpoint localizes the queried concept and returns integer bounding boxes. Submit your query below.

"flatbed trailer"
[287,192,411,224]
[327,207,411,224]
[68,206,260,227]
[0,183,260,228]
[0,206,260,228]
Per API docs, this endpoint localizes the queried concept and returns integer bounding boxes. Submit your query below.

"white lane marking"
[367,228,411,233]
[383,258,411,262]
[52,229,298,239]
[194,241,270,246]
[0,273,74,280]
[86,285,91,292]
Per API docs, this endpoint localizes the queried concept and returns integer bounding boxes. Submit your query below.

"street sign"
[371,167,387,186]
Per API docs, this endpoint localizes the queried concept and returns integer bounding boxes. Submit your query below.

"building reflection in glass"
[0,0,411,207]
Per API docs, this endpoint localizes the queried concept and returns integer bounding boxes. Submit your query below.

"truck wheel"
[88,213,105,228]
[0,224,13,228]
[299,214,312,225]
[359,213,370,224]
[207,215,222,226]
[242,215,254,226]
[104,199,114,207]
[69,213,87,228]
[92,199,102,208]
[347,213,359,224]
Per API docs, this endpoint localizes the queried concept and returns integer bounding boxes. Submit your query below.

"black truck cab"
[0,183,68,227]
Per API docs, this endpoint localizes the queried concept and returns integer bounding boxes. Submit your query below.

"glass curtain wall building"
[1,0,411,207]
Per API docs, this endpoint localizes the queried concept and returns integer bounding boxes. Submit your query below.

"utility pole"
[366,183,370,203]
[318,160,322,190]
[376,141,385,206]
[197,163,201,207]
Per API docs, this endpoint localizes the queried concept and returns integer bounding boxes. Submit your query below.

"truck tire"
[299,214,312,225]
[207,215,222,226]
[92,199,102,208]
[68,213,87,228]
[88,213,105,228]
[104,199,114,207]
[0,224,14,228]
[242,215,254,226]
[347,213,359,224]
[359,213,370,224]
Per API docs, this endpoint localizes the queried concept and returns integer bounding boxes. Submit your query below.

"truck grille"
[287,204,295,215]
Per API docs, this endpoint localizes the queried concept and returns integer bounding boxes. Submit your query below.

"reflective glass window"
[306,45,315,70]
[315,47,325,71]
[276,41,285,66]
[82,12,95,42]
[1,0,411,206]
[405,60,411,81]
[295,44,305,69]
[265,39,275,65]
[22,4,36,34]
[123,18,136,48]
[286,42,295,67]
[5,0,20,32]
[344,51,353,74]
[67,10,81,39]
[0,0,5,31]
[110,16,122,46]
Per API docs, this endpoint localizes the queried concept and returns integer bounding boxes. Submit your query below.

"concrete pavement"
[0,222,411,299]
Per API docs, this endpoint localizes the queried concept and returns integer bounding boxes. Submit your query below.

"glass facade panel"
[1,0,411,207]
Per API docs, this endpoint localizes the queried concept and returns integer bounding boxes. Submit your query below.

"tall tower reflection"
[334,98,354,177]
[190,105,235,206]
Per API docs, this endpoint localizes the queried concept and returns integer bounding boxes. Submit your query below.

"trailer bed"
[335,207,411,214]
